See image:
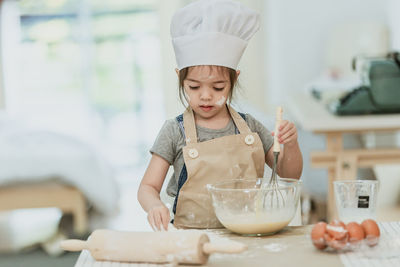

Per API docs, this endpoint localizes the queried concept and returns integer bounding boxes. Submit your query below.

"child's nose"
[200,88,212,100]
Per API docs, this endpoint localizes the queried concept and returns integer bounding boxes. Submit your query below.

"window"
[1,0,165,172]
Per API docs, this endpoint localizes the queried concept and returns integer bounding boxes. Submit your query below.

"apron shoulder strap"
[176,114,186,139]
[228,106,252,134]
[234,112,246,134]
[183,108,198,144]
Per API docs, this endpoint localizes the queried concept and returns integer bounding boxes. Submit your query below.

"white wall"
[235,0,267,113]
[265,0,389,106]
[387,0,400,50]
[0,56,4,109]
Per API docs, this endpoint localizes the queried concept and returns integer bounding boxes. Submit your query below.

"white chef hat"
[171,0,260,70]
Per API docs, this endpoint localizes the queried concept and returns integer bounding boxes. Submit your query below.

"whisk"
[259,106,285,209]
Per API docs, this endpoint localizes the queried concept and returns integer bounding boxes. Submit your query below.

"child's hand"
[272,120,298,146]
[147,204,170,231]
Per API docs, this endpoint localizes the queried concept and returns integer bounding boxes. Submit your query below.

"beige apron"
[174,106,265,229]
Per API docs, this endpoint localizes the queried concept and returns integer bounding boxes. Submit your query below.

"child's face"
[183,66,231,119]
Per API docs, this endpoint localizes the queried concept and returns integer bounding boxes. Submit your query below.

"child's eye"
[214,87,224,91]
[189,86,199,90]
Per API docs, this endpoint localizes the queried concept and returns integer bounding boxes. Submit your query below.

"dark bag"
[332,52,400,115]
[367,52,400,111]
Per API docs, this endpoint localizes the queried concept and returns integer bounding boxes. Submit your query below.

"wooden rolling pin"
[60,229,247,265]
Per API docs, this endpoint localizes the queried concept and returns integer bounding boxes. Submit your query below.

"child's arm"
[137,154,171,231]
[266,120,303,179]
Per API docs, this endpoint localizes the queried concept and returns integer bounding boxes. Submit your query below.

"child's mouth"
[200,105,213,112]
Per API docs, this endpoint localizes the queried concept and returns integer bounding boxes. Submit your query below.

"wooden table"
[287,93,400,220]
[0,183,88,235]
[73,222,400,267]
[74,226,342,267]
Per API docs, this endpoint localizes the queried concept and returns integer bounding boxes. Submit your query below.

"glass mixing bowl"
[208,178,302,236]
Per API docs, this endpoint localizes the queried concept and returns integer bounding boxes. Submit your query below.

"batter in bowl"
[218,211,294,235]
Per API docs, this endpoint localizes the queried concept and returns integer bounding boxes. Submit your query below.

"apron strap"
[228,106,252,134]
[183,108,198,144]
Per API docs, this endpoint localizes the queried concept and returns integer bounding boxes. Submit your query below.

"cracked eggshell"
[325,220,348,250]
[311,222,327,250]
[326,220,348,240]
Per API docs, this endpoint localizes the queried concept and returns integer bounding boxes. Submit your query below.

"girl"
[138,0,303,231]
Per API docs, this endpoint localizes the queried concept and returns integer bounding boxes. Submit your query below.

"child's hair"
[178,65,239,107]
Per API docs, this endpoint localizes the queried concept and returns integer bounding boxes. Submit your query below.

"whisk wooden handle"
[273,106,283,152]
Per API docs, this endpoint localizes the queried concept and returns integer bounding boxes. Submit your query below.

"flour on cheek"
[215,96,226,106]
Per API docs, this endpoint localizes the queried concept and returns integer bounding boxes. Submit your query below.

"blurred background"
[0,0,399,266]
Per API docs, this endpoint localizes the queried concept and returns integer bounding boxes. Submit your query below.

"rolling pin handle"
[60,239,89,252]
[202,241,247,254]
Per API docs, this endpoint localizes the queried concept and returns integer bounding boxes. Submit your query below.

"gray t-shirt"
[150,113,273,197]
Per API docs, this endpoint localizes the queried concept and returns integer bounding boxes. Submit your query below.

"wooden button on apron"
[188,148,199,158]
[244,134,255,145]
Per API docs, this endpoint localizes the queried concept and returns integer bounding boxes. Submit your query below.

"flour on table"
[263,243,288,252]
[167,223,178,231]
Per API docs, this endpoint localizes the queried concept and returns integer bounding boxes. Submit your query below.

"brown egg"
[346,222,365,244]
[326,220,348,240]
[361,219,380,246]
[311,222,327,250]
